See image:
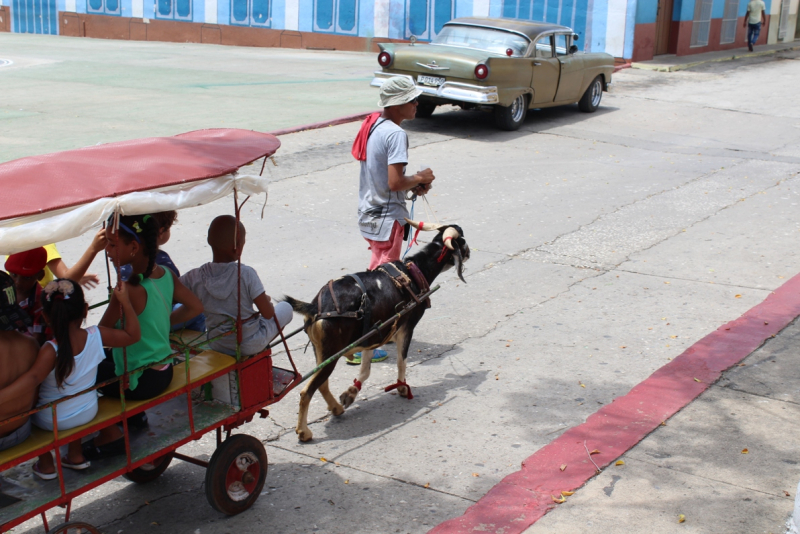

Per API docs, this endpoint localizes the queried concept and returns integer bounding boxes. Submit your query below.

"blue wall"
[9,0,637,57]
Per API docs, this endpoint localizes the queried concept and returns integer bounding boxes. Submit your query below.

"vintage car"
[370,17,615,131]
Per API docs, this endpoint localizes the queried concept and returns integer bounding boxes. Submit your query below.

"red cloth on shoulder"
[351,112,382,161]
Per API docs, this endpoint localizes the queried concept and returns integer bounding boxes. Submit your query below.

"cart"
[0,129,440,533]
[0,129,304,533]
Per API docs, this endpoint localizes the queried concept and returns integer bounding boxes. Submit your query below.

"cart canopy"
[0,129,280,255]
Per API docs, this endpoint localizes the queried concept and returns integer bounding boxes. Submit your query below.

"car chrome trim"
[371,72,499,104]
[416,61,450,71]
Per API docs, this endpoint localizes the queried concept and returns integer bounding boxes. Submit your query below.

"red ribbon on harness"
[410,221,423,247]
[353,379,362,391]
[384,380,413,400]
[436,236,453,263]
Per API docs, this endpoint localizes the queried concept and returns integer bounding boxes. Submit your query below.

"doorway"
[654,0,674,55]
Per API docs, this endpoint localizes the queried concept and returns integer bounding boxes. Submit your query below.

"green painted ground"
[0,33,378,162]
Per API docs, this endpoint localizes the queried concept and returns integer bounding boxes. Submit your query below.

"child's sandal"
[32,461,58,481]
[61,457,91,470]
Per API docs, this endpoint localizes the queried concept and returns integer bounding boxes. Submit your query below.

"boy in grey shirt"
[180,215,292,357]
[351,76,436,363]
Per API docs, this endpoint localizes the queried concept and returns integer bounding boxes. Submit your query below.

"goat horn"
[442,227,460,250]
[405,218,443,231]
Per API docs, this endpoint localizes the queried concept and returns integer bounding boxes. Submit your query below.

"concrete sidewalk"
[523,304,800,533]
[631,41,800,72]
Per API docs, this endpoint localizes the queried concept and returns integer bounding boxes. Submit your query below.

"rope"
[402,191,440,259]
[402,197,416,259]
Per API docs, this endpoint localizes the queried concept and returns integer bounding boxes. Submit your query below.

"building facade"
[0,0,796,60]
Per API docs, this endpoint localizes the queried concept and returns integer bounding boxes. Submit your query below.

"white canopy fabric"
[0,173,268,255]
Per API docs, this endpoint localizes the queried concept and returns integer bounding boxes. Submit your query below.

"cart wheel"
[46,521,101,534]
[205,434,267,515]
[123,452,174,484]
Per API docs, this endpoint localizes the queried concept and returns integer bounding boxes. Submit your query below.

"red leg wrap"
[384,380,413,400]
[353,379,362,391]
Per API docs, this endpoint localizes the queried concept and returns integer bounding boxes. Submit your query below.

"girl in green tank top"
[85,214,204,458]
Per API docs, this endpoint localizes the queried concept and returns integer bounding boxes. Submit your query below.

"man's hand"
[388,164,436,192]
[412,182,433,196]
[416,167,435,185]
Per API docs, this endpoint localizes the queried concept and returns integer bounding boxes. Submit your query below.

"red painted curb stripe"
[430,273,800,534]
[267,111,377,137]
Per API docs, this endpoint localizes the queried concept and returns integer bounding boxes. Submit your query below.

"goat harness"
[377,262,431,309]
[314,262,431,334]
[316,273,372,337]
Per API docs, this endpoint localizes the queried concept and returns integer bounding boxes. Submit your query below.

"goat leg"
[319,379,345,416]
[340,348,374,408]
[394,329,412,398]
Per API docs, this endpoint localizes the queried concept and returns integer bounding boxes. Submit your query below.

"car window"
[534,35,553,58]
[555,34,568,57]
[434,25,530,57]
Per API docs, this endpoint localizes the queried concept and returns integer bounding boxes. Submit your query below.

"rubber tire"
[46,522,101,534]
[205,434,267,515]
[123,452,174,484]
[415,101,437,119]
[493,94,528,131]
[578,75,603,113]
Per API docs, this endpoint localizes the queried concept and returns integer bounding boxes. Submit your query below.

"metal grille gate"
[691,0,714,47]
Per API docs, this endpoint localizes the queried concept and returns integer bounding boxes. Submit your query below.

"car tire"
[416,101,437,119]
[578,76,603,113]
[493,94,528,131]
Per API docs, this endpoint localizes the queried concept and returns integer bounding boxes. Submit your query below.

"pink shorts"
[365,221,404,270]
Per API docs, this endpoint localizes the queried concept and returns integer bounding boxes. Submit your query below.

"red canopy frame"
[0,129,281,221]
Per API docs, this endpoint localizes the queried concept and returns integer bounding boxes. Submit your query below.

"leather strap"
[347,274,371,337]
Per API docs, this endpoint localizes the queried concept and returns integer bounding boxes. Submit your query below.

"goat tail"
[283,295,317,320]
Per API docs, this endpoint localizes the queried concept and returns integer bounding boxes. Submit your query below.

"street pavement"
[2,35,800,534]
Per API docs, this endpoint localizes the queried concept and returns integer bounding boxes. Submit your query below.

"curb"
[630,44,800,72]
[267,111,377,137]
[430,272,800,534]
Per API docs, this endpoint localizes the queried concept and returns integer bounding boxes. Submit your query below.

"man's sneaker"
[346,349,389,365]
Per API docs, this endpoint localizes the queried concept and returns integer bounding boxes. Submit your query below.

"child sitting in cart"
[82,214,204,460]
[180,215,293,358]
[5,232,108,346]
[119,211,206,332]
[0,279,141,479]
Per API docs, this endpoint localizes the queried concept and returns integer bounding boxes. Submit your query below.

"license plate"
[417,75,445,87]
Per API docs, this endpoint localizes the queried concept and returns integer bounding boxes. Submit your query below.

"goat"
[285,222,469,442]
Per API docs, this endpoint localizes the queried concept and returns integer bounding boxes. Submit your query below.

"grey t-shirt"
[358,119,410,241]
[180,262,268,356]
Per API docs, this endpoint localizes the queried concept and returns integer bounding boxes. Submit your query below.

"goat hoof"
[296,427,313,442]
[339,387,357,409]
[330,403,345,416]
[398,385,409,398]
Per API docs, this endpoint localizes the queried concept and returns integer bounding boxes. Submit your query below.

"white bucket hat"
[378,77,423,108]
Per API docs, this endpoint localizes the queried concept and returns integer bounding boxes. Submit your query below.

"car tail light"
[506,48,513,56]
[474,64,489,80]
[378,51,392,67]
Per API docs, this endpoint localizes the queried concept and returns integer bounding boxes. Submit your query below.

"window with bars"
[720,0,739,44]
[314,0,358,35]
[87,0,120,16]
[690,0,713,47]
[156,0,192,20]
[406,0,454,40]
[231,0,271,26]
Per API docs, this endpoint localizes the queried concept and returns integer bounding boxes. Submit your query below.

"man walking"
[744,0,767,52]
[350,76,436,363]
